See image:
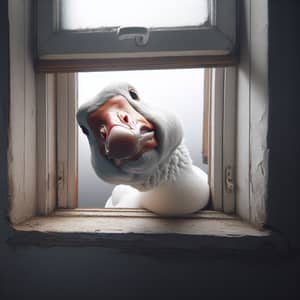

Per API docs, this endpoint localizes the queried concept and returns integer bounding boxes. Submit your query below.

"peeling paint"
[247,0,269,229]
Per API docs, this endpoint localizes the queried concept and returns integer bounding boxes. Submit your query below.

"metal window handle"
[117,27,150,46]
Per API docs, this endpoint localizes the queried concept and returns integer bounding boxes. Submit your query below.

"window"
[53,67,236,212]
[36,0,237,71]
[60,0,209,29]
[30,0,238,214]
[9,0,270,238]
[7,0,273,248]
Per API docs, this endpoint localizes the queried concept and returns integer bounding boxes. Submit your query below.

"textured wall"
[267,0,300,247]
[236,0,269,226]
[0,0,11,240]
[0,246,298,300]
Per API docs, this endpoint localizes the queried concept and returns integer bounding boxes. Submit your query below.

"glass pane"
[61,0,208,30]
[78,69,207,208]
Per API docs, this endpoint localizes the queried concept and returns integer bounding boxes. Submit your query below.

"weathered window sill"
[10,209,285,257]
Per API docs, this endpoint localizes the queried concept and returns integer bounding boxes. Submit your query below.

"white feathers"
[106,143,210,215]
[77,82,210,216]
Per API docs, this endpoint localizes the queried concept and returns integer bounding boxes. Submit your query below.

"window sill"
[9,209,286,257]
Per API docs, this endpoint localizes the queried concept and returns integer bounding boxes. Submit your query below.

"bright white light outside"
[78,69,206,208]
[61,0,208,30]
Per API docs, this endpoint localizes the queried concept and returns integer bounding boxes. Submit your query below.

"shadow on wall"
[267,0,300,246]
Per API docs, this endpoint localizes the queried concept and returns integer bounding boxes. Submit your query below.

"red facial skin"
[87,95,158,163]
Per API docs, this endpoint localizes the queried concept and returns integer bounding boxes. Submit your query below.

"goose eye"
[80,125,89,136]
[129,89,139,100]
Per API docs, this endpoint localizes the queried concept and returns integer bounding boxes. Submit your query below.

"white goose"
[77,82,209,216]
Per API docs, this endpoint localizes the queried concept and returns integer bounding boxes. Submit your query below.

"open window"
[9,0,272,241]
[30,0,238,215]
[35,66,236,214]
[7,0,273,247]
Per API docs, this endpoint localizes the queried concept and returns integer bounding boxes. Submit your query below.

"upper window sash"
[36,0,237,70]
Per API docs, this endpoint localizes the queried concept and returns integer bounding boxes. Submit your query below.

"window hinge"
[57,163,64,189]
[225,166,234,193]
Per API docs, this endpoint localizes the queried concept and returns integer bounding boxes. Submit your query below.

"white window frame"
[36,0,237,71]
[50,67,236,213]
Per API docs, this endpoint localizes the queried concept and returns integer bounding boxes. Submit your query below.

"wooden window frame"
[35,0,238,72]
[46,67,236,213]
[8,0,269,244]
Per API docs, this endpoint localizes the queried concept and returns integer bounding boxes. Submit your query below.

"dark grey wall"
[0,1,300,299]
[0,1,11,240]
[267,0,300,246]
[0,246,299,300]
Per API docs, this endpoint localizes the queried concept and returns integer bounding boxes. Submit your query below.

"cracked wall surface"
[236,0,269,227]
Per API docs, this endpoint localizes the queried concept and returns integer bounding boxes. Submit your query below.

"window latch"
[117,27,150,46]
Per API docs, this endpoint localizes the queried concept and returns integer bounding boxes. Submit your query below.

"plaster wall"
[267,0,300,246]
[236,0,269,226]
